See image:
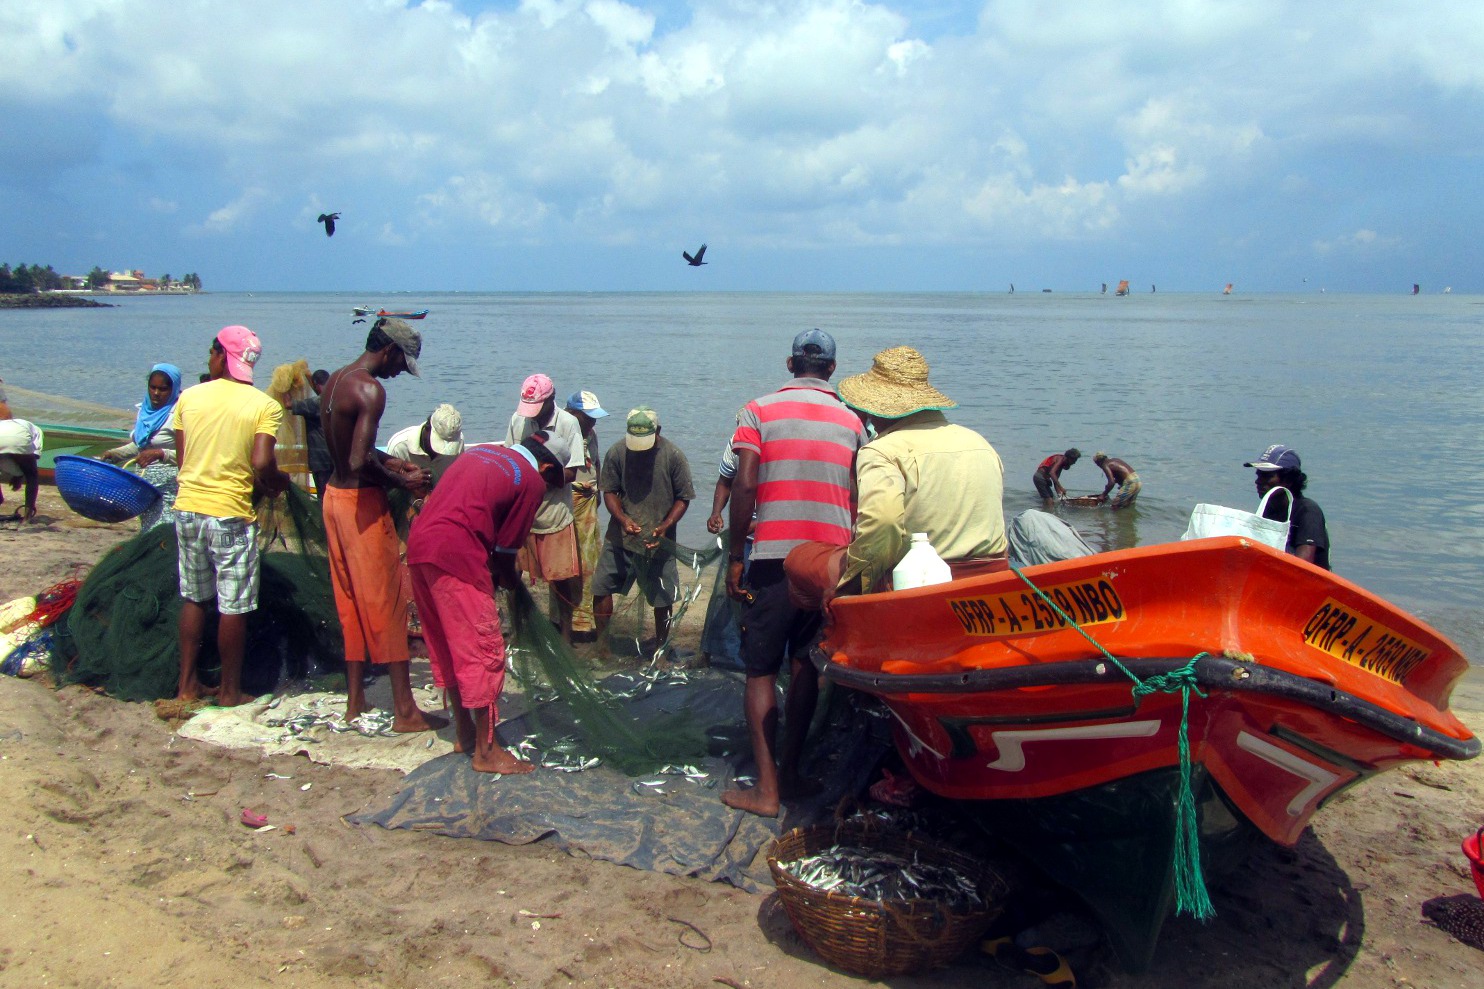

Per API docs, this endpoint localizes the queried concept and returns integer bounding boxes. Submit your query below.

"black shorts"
[740,558,824,678]
[1033,470,1055,500]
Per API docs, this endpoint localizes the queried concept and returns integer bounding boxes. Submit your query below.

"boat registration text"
[1302,597,1430,683]
[949,579,1125,638]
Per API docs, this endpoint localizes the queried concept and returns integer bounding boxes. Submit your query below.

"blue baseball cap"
[1244,444,1301,471]
[792,328,836,361]
[565,390,608,418]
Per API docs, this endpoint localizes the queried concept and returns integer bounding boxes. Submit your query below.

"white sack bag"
[1180,485,1291,551]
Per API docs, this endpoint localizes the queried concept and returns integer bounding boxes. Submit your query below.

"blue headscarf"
[132,363,183,448]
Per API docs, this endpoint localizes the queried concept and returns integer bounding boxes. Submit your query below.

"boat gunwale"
[814,650,1481,763]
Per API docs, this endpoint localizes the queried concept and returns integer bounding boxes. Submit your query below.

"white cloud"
[3,0,1484,277]
[188,188,271,236]
[1312,228,1401,255]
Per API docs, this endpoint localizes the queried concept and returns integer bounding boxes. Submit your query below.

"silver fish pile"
[780,845,985,909]
[263,703,399,739]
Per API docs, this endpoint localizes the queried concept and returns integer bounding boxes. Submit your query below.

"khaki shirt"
[842,411,1006,593]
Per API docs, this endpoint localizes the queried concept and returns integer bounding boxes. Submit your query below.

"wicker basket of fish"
[767,822,1007,977]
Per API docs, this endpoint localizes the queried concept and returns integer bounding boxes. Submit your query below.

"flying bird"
[682,243,708,266]
[317,212,340,237]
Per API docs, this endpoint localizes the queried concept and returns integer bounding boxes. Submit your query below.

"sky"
[3,0,1482,293]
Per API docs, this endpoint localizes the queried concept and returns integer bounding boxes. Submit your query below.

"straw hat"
[838,346,956,419]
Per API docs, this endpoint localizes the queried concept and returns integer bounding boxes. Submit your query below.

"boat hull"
[35,424,131,483]
[817,537,1477,966]
[963,764,1255,970]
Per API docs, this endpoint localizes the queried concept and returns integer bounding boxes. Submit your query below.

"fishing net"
[51,484,343,701]
[264,360,314,490]
[590,532,730,658]
[3,383,133,429]
[498,532,733,775]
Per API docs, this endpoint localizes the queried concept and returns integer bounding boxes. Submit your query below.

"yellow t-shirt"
[171,379,284,519]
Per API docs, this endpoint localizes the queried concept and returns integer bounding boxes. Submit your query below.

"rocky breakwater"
[0,293,114,309]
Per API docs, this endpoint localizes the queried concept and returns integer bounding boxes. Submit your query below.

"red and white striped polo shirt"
[731,377,864,561]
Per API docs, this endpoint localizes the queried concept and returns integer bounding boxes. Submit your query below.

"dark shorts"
[740,558,824,678]
[1033,470,1055,500]
[591,541,679,608]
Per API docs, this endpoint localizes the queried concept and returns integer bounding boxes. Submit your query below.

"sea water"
[2,290,1480,659]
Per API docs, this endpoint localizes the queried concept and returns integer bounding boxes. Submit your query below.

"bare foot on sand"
[393,709,450,733]
[176,681,219,702]
[474,748,536,775]
[721,787,779,818]
[214,691,255,708]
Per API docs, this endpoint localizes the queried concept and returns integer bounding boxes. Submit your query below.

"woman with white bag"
[1245,444,1331,570]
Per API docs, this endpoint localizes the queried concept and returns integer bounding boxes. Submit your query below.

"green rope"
[1009,562,1216,921]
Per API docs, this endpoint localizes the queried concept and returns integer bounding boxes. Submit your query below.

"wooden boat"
[1115,279,1130,296]
[35,424,130,483]
[817,536,1478,969]
[352,307,429,320]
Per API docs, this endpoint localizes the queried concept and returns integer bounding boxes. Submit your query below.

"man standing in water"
[172,326,292,704]
[1093,452,1141,509]
[321,318,444,730]
[722,330,864,818]
[1247,444,1331,570]
[1033,448,1081,502]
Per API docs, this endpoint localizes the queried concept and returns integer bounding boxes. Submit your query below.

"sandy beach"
[2,484,1481,989]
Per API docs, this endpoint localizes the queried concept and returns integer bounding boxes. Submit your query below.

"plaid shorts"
[175,511,260,614]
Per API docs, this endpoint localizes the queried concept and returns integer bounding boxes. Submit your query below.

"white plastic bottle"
[892,532,952,590]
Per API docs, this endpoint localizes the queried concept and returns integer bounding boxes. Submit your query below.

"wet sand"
[2,484,1481,988]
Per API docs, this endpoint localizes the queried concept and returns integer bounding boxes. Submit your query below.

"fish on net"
[500,532,731,776]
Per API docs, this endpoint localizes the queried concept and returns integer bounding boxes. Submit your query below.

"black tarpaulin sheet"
[350,670,889,891]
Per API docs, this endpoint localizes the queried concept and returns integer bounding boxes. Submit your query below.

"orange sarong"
[322,485,410,665]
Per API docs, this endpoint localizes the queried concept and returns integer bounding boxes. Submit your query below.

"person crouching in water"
[405,431,573,773]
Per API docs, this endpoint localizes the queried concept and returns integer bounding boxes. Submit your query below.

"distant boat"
[1101,283,1107,294]
[1444,286,1452,294]
[353,307,430,320]
[1412,284,1420,296]
[1223,283,1233,295]
[1042,288,1052,293]
[1115,280,1130,297]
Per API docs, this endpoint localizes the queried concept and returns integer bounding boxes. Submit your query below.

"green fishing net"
[52,475,739,778]
[51,485,343,701]
[501,533,731,775]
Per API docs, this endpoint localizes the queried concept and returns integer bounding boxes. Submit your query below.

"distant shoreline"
[0,293,114,310]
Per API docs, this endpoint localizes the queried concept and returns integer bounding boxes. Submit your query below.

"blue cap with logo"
[1244,444,1301,471]
[791,328,836,361]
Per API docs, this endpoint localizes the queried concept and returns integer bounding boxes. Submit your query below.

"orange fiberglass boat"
[817,536,1478,968]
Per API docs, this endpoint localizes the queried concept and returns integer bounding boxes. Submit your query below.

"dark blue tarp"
[350,669,890,891]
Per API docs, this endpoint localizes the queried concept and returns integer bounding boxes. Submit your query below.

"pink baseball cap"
[516,373,555,417]
[216,325,263,384]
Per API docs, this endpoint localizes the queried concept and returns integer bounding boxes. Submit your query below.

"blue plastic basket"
[52,455,162,523]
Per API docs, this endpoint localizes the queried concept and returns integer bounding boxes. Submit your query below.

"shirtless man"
[321,318,444,731]
[1093,452,1141,509]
